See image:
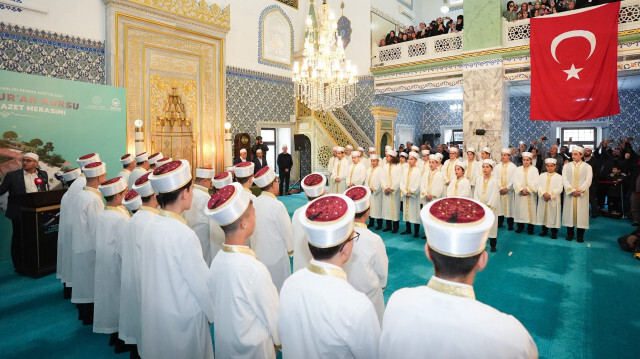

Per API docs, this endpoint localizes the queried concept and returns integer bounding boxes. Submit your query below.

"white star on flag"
[563,63,583,81]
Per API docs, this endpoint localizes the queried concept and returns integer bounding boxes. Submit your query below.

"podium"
[15,189,66,278]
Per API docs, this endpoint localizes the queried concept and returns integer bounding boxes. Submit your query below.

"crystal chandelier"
[293,0,358,113]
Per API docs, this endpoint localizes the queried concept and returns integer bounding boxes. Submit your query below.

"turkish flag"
[530,3,620,122]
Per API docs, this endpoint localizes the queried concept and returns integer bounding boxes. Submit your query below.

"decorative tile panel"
[508,89,640,148]
[372,94,426,145]
[0,22,105,84]
[422,100,463,138]
[226,66,295,137]
[258,5,293,70]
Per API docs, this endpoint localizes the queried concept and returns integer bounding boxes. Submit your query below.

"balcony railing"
[372,31,463,68]
[503,0,640,48]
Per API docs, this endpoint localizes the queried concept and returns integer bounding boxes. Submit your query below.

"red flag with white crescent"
[530,2,620,121]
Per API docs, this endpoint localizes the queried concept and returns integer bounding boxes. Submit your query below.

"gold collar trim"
[160,209,187,225]
[140,206,160,214]
[105,205,130,217]
[194,184,210,194]
[243,187,253,195]
[261,191,277,199]
[307,261,347,281]
[83,186,102,198]
[354,222,368,228]
[221,244,256,258]
[427,277,475,300]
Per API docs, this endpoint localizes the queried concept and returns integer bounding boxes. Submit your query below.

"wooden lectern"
[15,189,65,278]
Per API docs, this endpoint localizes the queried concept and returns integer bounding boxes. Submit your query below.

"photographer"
[251,136,269,158]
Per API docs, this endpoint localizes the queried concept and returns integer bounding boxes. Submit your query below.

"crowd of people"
[378,15,463,47]
[503,0,613,21]
[325,137,639,250]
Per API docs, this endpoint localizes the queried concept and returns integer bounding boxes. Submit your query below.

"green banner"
[0,70,127,184]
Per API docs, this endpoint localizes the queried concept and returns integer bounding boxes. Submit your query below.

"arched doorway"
[380,132,392,154]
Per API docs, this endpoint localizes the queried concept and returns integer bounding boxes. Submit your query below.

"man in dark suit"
[253,148,266,173]
[233,148,250,165]
[251,136,269,157]
[0,153,49,270]
[277,145,293,195]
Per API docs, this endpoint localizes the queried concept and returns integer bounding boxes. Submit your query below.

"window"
[561,127,596,150]
[452,130,463,145]
[260,128,276,170]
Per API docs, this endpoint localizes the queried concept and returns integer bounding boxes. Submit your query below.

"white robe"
[209,245,280,359]
[381,163,402,221]
[442,158,458,184]
[183,184,220,266]
[56,177,85,285]
[70,186,103,304]
[117,168,131,182]
[465,159,482,188]
[474,177,500,238]
[536,172,563,229]
[292,205,312,272]
[93,206,129,334]
[343,223,388,323]
[327,157,336,193]
[127,167,148,189]
[347,162,367,187]
[366,166,383,219]
[253,192,294,292]
[140,211,214,359]
[330,158,349,194]
[401,165,422,224]
[496,162,517,218]
[513,166,539,225]
[421,168,445,205]
[562,161,593,229]
[380,276,538,359]
[119,206,158,346]
[278,260,381,359]
[446,177,471,198]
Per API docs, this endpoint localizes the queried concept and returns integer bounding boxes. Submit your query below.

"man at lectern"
[0,152,49,271]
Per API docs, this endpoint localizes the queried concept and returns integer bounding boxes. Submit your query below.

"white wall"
[222,0,370,77]
[0,0,105,40]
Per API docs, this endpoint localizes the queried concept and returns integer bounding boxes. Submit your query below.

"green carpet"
[0,192,639,358]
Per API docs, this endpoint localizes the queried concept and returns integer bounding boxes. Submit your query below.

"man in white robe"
[366,155,383,229]
[93,177,129,351]
[207,182,281,359]
[183,168,221,266]
[279,194,380,359]
[401,152,422,238]
[117,154,135,182]
[536,159,563,239]
[474,160,500,252]
[421,155,445,206]
[118,179,159,356]
[252,166,294,292]
[140,160,214,359]
[513,152,539,235]
[344,145,354,166]
[381,150,402,233]
[327,147,337,194]
[347,150,366,187]
[56,168,82,299]
[380,197,538,359]
[497,148,517,231]
[446,161,471,198]
[442,147,460,186]
[562,147,593,242]
[342,186,388,323]
[292,173,326,271]
[331,146,349,194]
[70,160,106,325]
[234,161,257,248]
[464,147,481,189]
[127,152,150,189]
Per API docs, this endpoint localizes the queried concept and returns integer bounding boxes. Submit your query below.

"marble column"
[462,63,509,160]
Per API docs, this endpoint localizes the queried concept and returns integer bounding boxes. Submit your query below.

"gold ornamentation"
[129,0,230,29]
[149,53,198,75]
[427,277,476,300]
[276,0,298,10]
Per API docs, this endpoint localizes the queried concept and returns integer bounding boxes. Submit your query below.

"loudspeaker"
[422,133,435,146]
[294,134,307,151]
[475,129,486,136]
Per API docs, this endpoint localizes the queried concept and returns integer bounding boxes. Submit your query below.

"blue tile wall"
[0,22,105,84]
[372,94,425,144]
[509,89,640,149]
[343,77,376,141]
[226,66,295,137]
[422,100,463,142]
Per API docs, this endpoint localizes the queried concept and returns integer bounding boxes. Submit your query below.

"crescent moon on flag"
[550,30,596,64]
